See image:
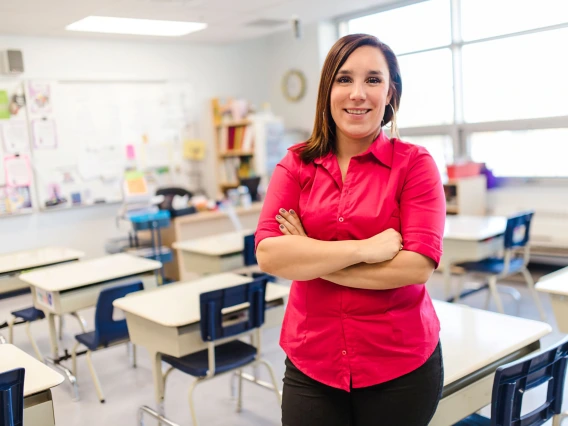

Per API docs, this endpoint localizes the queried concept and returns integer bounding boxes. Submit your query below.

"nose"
[350,81,366,101]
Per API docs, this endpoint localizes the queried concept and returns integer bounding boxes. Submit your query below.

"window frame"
[336,0,568,183]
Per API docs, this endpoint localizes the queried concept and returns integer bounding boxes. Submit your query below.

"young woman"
[255,33,446,426]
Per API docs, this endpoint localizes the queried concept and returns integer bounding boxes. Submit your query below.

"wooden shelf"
[446,205,459,214]
[219,182,240,188]
[219,151,254,158]
[216,119,251,128]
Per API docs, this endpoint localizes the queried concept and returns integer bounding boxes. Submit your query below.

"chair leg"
[132,344,137,368]
[85,350,105,403]
[236,370,243,413]
[71,341,81,377]
[71,312,88,333]
[25,322,44,362]
[256,359,283,404]
[520,268,547,321]
[230,372,237,400]
[188,378,202,426]
[488,276,505,314]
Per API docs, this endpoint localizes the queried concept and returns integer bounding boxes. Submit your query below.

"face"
[330,45,392,144]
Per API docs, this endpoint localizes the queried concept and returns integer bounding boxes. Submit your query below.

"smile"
[345,109,370,115]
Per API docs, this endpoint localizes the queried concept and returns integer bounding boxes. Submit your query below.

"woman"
[255,34,446,426]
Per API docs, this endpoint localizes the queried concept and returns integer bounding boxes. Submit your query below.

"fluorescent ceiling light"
[66,16,207,37]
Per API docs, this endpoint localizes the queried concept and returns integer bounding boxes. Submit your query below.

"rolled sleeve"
[255,149,303,251]
[400,147,446,267]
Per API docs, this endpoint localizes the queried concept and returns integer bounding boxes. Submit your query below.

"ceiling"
[0,0,403,44]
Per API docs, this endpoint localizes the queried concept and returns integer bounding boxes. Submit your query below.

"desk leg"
[150,351,165,414]
[442,257,454,301]
[46,313,59,359]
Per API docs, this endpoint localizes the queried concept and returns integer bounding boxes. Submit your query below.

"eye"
[337,76,351,83]
[367,77,382,84]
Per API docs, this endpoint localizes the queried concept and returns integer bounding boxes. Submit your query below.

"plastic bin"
[446,162,482,179]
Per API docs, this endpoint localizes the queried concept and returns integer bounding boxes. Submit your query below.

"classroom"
[1,0,567,425]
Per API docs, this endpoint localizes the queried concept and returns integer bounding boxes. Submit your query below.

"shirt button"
[338,217,344,222]
[342,350,347,355]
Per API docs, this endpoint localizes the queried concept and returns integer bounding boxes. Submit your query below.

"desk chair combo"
[140,277,281,426]
[455,211,546,320]
[454,336,568,426]
[0,368,24,426]
[71,281,143,403]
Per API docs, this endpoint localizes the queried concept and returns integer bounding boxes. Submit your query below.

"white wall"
[0,35,270,257]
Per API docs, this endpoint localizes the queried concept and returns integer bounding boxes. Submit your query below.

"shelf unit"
[211,98,257,197]
[443,175,487,216]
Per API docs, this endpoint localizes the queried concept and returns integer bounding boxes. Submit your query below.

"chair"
[454,336,568,426]
[158,277,281,426]
[7,307,45,361]
[72,281,143,403]
[455,211,546,320]
[0,368,25,426]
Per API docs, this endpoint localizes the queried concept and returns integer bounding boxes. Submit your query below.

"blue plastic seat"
[72,281,143,403]
[0,368,25,426]
[158,276,281,426]
[7,307,46,361]
[455,211,545,319]
[454,336,568,426]
[236,234,276,282]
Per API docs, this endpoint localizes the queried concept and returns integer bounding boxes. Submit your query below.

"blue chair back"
[0,368,25,426]
[94,281,144,347]
[199,277,267,342]
[243,234,256,266]
[504,211,534,249]
[490,337,568,426]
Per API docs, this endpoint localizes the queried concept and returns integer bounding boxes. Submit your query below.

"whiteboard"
[26,80,196,210]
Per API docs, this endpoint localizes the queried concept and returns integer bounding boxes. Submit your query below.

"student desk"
[0,246,85,295]
[536,266,568,333]
[172,230,252,279]
[113,272,289,414]
[0,344,64,426]
[441,215,507,299]
[431,300,551,425]
[19,253,161,396]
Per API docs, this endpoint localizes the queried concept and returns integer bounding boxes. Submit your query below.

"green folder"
[0,91,10,119]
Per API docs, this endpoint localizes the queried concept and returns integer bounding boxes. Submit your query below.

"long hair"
[298,34,402,163]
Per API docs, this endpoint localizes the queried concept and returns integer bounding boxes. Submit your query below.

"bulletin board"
[0,80,36,217]
[25,80,196,210]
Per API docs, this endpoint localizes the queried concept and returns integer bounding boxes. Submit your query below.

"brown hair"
[298,34,402,163]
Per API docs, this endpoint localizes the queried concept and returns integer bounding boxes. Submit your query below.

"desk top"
[172,230,252,256]
[0,344,63,397]
[19,253,162,292]
[114,273,290,327]
[172,203,262,225]
[444,215,507,241]
[0,246,85,275]
[436,301,551,386]
[535,266,568,296]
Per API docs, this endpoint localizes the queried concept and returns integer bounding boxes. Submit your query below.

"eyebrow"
[337,69,384,76]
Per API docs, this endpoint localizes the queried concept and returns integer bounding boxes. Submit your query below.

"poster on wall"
[4,154,32,187]
[26,81,52,115]
[31,118,58,149]
[1,121,29,153]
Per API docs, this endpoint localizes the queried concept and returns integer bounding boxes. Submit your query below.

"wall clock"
[282,69,306,102]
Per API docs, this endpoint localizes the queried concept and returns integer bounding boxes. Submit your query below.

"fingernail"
[279,208,286,214]
[276,215,282,219]
[289,209,295,215]
[279,224,284,229]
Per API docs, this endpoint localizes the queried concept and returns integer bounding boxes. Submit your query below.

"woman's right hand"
[357,228,403,264]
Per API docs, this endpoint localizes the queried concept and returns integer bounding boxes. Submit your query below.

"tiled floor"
[1,264,567,426]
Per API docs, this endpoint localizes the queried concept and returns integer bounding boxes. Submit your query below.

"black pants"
[282,342,444,426]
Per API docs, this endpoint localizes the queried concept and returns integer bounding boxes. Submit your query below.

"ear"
[386,86,393,106]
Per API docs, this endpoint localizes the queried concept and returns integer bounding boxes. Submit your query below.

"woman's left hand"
[276,208,307,236]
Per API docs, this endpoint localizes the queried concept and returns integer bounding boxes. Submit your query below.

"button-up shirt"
[255,131,446,391]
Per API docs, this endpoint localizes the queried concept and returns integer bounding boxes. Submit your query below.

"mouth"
[344,109,370,116]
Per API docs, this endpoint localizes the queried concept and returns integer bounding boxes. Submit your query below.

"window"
[344,0,451,55]
[397,49,454,127]
[462,28,568,122]
[461,0,568,41]
[469,129,568,177]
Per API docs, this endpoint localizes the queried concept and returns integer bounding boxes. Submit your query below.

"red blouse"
[255,131,446,391]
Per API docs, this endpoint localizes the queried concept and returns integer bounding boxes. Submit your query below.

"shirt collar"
[313,130,393,168]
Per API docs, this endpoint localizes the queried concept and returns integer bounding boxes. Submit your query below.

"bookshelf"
[211,98,257,197]
[443,175,487,215]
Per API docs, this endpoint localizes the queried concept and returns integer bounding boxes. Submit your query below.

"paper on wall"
[32,119,57,149]
[4,154,32,187]
[2,121,29,153]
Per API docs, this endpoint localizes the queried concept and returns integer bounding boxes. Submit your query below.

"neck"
[336,129,381,160]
